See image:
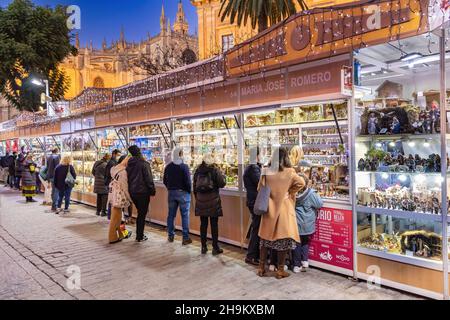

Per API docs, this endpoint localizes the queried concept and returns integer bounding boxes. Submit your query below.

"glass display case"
[97,128,127,156]
[244,102,349,201]
[71,133,85,193]
[354,32,446,265]
[357,213,442,261]
[45,136,61,158]
[129,123,170,182]
[82,131,98,194]
[174,116,239,189]
[19,137,46,164]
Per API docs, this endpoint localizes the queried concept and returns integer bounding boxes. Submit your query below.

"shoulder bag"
[253,175,270,216]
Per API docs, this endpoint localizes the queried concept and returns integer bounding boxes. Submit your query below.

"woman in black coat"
[92,153,111,216]
[193,154,226,255]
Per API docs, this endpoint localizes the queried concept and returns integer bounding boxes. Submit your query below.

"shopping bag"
[253,175,270,216]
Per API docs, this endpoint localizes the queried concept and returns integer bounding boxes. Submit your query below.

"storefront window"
[354,32,445,262]
[129,123,171,182]
[97,128,127,156]
[244,102,349,201]
[358,213,442,261]
[174,116,239,188]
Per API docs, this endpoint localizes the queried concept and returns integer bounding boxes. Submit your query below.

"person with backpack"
[292,177,323,273]
[243,147,262,266]
[127,145,156,242]
[163,148,192,245]
[46,148,61,211]
[193,154,226,255]
[21,154,37,203]
[92,153,111,217]
[108,156,133,244]
[54,155,77,214]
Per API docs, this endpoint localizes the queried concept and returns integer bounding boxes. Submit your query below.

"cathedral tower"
[173,0,189,35]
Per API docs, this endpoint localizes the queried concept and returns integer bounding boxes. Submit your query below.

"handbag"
[253,175,270,216]
[65,166,76,188]
[39,166,48,181]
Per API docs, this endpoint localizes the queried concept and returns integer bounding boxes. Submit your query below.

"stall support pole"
[439,28,449,300]
[237,113,245,250]
[350,52,358,281]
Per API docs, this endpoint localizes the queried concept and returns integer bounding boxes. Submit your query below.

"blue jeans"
[293,235,311,267]
[167,190,191,240]
[50,179,58,209]
[57,188,72,210]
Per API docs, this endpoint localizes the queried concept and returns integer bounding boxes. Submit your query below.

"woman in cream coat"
[108,156,133,244]
[258,147,306,279]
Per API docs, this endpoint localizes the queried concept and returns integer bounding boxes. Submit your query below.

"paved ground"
[0,188,419,300]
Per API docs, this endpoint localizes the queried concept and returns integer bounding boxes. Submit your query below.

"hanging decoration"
[226,0,438,78]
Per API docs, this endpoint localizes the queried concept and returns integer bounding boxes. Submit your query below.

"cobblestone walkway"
[0,188,419,300]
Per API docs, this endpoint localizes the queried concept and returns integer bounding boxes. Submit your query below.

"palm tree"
[219,0,308,33]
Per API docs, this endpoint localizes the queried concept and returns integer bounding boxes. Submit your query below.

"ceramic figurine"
[407,155,416,172]
[412,115,423,134]
[435,154,441,173]
[367,112,379,135]
[423,114,432,134]
[358,158,365,171]
[432,196,440,214]
[390,116,401,134]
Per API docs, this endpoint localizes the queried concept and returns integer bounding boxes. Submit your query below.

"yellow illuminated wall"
[192,0,359,60]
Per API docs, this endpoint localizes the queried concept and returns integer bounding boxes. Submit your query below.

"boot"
[257,246,268,277]
[257,260,266,277]
[276,265,290,279]
[276,250,290,279]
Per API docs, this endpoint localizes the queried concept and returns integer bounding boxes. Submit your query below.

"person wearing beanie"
[126,145,156,242]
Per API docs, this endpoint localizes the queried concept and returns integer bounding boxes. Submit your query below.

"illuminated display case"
[82,131,97,194]
[353,32,447,265]
[97,128,127,156]
[20,137,46,165]
[244,102,349,202]
[174,116,239,189]
[129,123,170,181]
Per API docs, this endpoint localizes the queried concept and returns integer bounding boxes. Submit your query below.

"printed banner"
[309,207,353,271]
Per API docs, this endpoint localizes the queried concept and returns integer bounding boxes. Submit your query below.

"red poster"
[309,207,353,271]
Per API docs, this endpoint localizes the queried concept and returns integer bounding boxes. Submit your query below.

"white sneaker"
[284,265,289,271]
[293,266,303,273]
[269,265,276,272]
[301,261,309,272]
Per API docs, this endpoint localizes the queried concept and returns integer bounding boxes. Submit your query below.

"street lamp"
[31,78,50,115]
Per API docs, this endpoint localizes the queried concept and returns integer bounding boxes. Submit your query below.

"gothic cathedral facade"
[61,1,198,99]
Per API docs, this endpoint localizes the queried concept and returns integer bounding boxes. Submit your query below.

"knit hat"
[128,145,141,157]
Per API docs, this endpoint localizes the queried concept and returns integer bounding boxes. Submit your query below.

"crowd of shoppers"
[1,143,322,279]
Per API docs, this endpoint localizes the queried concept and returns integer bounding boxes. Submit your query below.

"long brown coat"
[258,168,305,243]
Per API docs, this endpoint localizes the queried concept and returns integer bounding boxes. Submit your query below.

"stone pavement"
[0,188,419,300]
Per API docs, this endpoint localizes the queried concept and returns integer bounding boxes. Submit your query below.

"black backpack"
[195,171,215,193]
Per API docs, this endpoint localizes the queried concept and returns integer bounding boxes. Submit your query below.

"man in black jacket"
[46,148,61,211]
[243,147,262,266]
[127,145,156,242]
[163,148,192,245]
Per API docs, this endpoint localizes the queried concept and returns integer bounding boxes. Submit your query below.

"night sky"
[0,0,198,48]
